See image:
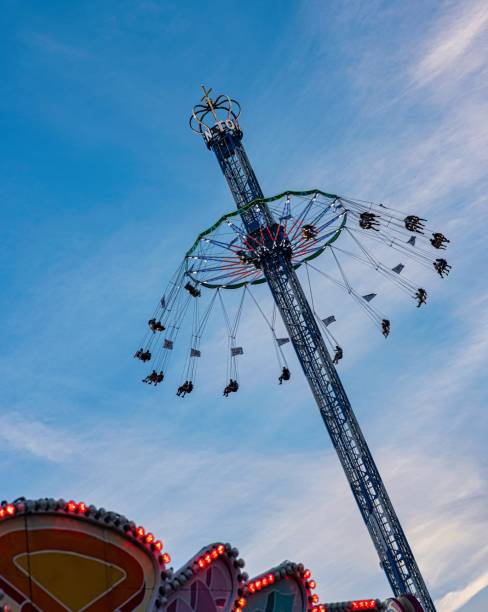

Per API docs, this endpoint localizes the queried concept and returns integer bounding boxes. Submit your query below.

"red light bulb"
[77,502,86,513]
[352,601,376,610]
[312,594,319,604]
[162,553,171,564]
[154,540,163,551]
[303,569,311,579]
[217,544,225,555]
[145,533,154,544]
[66,501,76,513]
[308,580,316,589]
[267,573,275,584]
[5,505,15,516]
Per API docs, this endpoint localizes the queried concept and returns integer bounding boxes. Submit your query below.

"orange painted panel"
[0,514,159,611]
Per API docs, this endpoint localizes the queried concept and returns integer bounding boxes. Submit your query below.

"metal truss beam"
[205,126,435,612]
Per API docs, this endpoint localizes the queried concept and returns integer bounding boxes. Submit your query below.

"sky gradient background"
[1,1,488,610]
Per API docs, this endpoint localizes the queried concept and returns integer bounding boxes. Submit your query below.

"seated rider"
[179,380,193,397]
[430,232,450,249]
[359,212,380,231]
[135,348,152,362]
[143,369,158,384]
[154,371,164,385]
[185,282,201,298]
[415,288,427,307]
[332,345,343,365]
[148,318,165,332]
[237,250,253,265]
[223,379,239,397]
[177,380,189,397]
[301,224,318,240]
[278,367,291,384]
[404,215,426,233]
[433,258,451,278]
[381,319,390,338]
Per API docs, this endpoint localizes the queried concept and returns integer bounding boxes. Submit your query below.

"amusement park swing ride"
[134,87,452,611]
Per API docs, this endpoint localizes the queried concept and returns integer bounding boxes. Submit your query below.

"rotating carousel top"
[184,190,346,289]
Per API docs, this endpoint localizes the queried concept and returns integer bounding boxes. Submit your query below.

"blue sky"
[1,1,488,610]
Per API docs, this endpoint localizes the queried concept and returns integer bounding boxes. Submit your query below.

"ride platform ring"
[184,190,347,289]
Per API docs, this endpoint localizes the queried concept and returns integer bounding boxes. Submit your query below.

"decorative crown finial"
[190,86,241,142]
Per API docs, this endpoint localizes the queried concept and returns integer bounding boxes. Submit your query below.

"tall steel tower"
[189,87,436,611]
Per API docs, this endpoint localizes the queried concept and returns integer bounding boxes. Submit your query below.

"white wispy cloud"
[412,1,488,88]
[0,413,80,462]
[437,570,488,612]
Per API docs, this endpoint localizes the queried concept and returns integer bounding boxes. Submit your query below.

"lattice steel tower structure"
[189,88,436,611]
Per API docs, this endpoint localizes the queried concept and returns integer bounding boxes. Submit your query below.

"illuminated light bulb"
[303,569,311,579]
[217,544,225,555]
[312,594,319,604]
[136,526,145,538]
[308,580,316,589]
[211,549,219,559]
[205,554,212,564]
[255,580,262,590]
[248,584,256,593]
[267,574,275,584]
[162,553,171,564]
[66,501,76,513]
[154,540,163,552]
[5,504,15,516]
[237,598,246,607]
[235,608,242,612]
[145,533,154,544]
[262,577,268,587]
[77,502,86,514]
[0,508,5,519]
[198,558,206,568]
[352,601,376,610]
